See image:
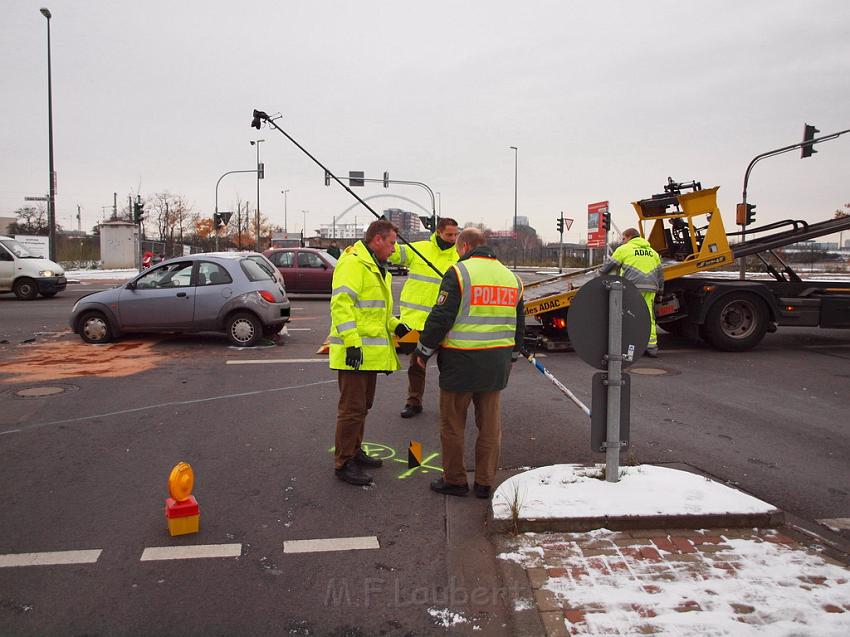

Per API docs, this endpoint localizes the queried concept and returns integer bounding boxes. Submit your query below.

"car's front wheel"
[226,312,262,347]
[13,278,38,300]
[79,311,113,344]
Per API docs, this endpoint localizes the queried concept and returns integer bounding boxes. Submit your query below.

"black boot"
[430,478,469,497]
[400,404,423,418]
[473,482,491,499]
[335,459,373,486]
[354,448,383,468]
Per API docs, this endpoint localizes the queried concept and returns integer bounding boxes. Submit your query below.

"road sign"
[349,171,365,187]
[564,218,574,231]
[24,196,48,202]
[219,212,233,225]
[587,201,608,247]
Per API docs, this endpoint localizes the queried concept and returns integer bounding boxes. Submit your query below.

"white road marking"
[805,344,850,349]
[140,544,242,561]
[284,328,312,331]
[283,536,380,554]
[226,358,327,365]
[0,549,102,568]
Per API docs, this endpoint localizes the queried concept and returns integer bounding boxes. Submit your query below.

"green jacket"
[328,240,401,371]
[389,233,459,330]
[601,236,664,292]
[417,246,524,393]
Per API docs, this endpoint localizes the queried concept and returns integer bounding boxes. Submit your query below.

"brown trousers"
[439,389,502,487]
[335,370,377,469]
[406,355,427,407]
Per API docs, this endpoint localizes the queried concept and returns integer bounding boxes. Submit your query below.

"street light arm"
[252,109,443,278]
[215,169,259,212]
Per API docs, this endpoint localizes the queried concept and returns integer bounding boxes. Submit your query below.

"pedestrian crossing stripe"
[408,440,422,468]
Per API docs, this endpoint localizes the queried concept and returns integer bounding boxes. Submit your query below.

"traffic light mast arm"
[215,169,260,218]
[251,109,443,278]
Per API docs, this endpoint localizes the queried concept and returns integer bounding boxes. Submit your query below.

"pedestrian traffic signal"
[801,123,819,158]
[258,162,264,179]
[735,202,757,226]
[383,171,390,188]
[601,211,611,231]
[556,217,564,234]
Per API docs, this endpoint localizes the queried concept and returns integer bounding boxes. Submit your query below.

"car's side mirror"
[126,280,137,290]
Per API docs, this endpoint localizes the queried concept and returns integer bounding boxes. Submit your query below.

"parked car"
[70,253,290,347]
[0,235,66,299]
[263,247,336,294]
[205,251,286,290]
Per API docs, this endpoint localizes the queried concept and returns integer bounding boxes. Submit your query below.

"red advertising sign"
[587,201,608,248]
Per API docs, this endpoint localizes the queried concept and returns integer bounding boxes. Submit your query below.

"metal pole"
[253,140,264,251]
[510,146,518,269]
[605,280,624,483]
[41,9,57,262]
[558,211,565,273]
[281,189,289,235]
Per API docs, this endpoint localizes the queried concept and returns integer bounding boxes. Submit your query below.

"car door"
[270,250,297,292]
[192,260,235,329]
[296,251,329,293]
[117,261,196,329]
[0,245,14,291]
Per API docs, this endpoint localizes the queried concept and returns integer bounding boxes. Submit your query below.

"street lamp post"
[40,7,56,262]
[301,210,309,246]
[436,191,442,216]
[281,188,290,236]
[510,146,518,269]
[250,139,265,251]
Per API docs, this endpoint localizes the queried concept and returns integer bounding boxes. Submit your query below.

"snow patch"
[427,607,468,627]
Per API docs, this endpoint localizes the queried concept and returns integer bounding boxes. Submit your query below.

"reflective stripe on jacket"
[605,237,664,291]
[329,240,401,371]
[443,256,523,350]
[389,233,458,330]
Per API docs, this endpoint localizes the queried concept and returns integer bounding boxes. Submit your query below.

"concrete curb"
[489,509,786,534]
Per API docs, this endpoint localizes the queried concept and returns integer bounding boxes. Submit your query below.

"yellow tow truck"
[525,178,850,351]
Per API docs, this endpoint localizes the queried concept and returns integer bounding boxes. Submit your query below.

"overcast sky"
[2,0,848,244]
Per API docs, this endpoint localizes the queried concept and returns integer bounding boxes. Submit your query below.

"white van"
[0,235,66,299]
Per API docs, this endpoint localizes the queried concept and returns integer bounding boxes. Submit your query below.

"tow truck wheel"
[704,292,769,352]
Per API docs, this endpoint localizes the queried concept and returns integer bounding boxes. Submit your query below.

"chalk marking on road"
[284,328,312,331]
[226,359,327,365]
[283,536,380,554]
[0,378,337,435]
[140,544,242,561]
[0,549,102,568]
[0,429,21,436]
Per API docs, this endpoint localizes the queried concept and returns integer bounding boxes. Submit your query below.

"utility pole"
[113,192,117,220]
[558,211,565,273]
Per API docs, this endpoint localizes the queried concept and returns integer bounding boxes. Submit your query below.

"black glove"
[395,323,411,338]
[345,346,363,370]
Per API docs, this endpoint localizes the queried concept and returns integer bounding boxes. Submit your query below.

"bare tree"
[9,205,49,235]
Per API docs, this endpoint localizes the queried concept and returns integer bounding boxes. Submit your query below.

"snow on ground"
[492,464,775,521]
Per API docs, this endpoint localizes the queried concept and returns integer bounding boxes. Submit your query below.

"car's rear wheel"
[13,278,38,300]
[79,311,113,344]
[227,312,262,347]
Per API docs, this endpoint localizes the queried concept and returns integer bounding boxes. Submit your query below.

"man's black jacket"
[417,246,524,393]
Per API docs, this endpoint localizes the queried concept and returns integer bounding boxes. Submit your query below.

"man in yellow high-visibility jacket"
[329,219,411,486]
[600,227,664,357]
[388,217,459,418]
[411,228,524,499]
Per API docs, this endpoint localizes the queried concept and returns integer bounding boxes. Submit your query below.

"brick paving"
[500,527,850,636]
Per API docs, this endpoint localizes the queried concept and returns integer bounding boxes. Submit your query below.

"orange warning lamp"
[165,462,200,536]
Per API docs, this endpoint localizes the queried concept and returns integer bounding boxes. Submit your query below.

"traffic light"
[383,171,389,188]
[735,203,757,226]
[324,170,331,186]
[801,123,819,158]
[213,212,222,227]
[601,211,611,231]
[258,162,264,179]
[133,197,145,224]
[556,217,564,233]
[419,215,434,231]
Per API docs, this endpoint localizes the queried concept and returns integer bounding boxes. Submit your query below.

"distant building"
[544,242,588,260]
[515,216,529,227]
[317,223,367,239]
[383,208,422,235]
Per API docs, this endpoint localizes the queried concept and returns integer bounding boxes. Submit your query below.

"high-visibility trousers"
[642,291,657,352]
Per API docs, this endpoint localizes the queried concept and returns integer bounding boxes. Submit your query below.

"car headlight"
[39,270,55,277]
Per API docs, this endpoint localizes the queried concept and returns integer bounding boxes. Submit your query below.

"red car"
[263,248,336,294]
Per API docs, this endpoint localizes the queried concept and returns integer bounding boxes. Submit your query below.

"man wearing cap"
[389,217,459,419]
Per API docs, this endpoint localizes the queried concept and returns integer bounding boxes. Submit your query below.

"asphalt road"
[0,278,849,635]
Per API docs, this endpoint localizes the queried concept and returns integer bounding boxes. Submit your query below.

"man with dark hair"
[329,219,410,485]
[599,227,664,357]
[412,228,524,499]
[389,217,460,418]
[326,240,341,259]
